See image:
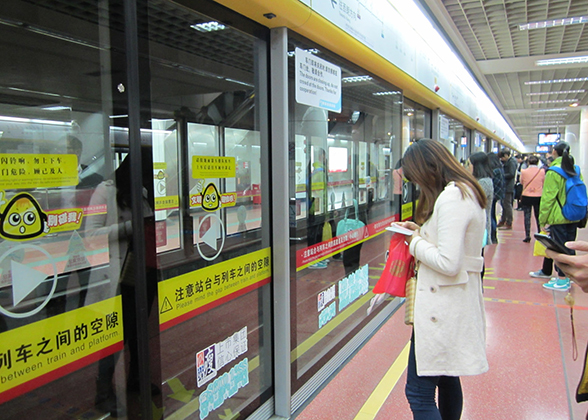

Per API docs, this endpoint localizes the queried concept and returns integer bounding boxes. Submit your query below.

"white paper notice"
[295,47,341,113]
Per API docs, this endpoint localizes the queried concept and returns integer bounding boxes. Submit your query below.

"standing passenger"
[520,155,544,242]
[394,139,488,420]
[497,148,517,230]
[487,152,504,244]
[531,142,581,291]
[466,152,493,248]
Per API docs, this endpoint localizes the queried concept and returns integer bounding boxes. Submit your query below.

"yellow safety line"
[353,341,411,420]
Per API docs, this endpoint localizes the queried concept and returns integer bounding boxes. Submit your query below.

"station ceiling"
[422,0,588,150]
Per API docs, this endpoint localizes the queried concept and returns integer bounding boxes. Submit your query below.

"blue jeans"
[405,337,463,420]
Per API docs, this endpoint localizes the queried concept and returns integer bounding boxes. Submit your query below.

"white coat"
[408,182,489,377]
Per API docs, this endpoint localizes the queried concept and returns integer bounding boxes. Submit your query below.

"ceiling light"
[342,75,373,83]
[43,106,72,111]
[190,21,226,32]
[373,91,401,96]
[536,56,588,66]
[519,16,588,31]
[536,108,571,112]
[529,99,578,104]
[0,115,72,126]
[526,90,585,96]
[525,77,588,85]
[570,103,579,107]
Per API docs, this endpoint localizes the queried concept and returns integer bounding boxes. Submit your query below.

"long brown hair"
[402,139,487,224]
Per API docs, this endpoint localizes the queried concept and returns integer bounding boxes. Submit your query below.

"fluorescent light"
[525,77,588,85]
[529,99,578,104]
[373,91,401,96]
[536,56,588,66]
[0,115,72,126]
[536,108,571,112]
[109,114,128,118]
[43,106,72,111]
[190,21,226,32]
[519,16,588,31]
[342,75,373,83]
[526,90,585,96]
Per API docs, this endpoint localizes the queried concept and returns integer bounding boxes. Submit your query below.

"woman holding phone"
[394,139,488,420]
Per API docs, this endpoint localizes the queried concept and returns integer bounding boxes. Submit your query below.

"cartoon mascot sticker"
[0,192,49,241]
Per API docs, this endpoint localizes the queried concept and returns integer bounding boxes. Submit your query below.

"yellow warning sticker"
[0,296,123,403]
[46,208,84,233]
[155,195,179,211]
[153,162,168,170]
[158,248,271,330]
[402,202,413,221]
[0,154,79,189]
[192,156,236,179]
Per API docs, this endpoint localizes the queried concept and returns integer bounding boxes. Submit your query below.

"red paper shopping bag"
[373,234,414,297]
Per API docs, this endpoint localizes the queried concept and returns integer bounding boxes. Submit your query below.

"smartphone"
[533,233,572,255]
[386,224,415,236]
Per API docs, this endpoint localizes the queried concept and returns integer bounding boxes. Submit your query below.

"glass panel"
[0,0,138,418]
[288,35,403,391]
[144,1,272,419]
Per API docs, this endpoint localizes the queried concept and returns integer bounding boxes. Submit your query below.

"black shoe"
[523,237,531,243]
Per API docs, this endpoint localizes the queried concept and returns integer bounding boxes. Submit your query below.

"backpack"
[548,165,588,222]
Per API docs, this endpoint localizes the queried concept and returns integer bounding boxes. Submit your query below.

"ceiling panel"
[423,0,588,150]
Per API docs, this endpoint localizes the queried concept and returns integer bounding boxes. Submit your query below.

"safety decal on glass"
[0,154,79,189]
[0,296,123,404]
[158,248,271,331]
[189,181,236,211]
[192,156,235,179]
[0,191,83,241]
[196,326,248,388]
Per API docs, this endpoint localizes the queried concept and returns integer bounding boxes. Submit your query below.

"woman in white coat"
[395,139,488,419]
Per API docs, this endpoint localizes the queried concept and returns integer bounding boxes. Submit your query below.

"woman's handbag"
[373,234,414,297]
[336,199,365,236]
[404,275,417,325]
[533,230,549,257]
[514,182,523,200]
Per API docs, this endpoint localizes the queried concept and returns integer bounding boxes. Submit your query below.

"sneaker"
[309,261,327,269]
[529,270,551,279]
[543,278,571,291]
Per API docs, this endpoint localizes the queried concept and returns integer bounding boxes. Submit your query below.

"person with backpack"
[529,141,587,291]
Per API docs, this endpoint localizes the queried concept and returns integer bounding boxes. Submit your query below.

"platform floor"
[293,208,588,420]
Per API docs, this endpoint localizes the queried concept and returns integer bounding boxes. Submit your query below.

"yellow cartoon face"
[0,193,48,240]
[201,183,220,211]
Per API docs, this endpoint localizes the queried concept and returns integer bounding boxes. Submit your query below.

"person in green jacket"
[529,141,581,291]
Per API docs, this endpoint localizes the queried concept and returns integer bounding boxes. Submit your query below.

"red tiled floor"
[294,209,588,420]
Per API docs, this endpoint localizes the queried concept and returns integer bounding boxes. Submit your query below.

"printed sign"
[192,156,236,179]
[0,154,78,189]
[0,296,123,404]
[338,264,369,311]
[158,248,271,330]
[199,358,249,420]
[402,202,413,221]
[296,215,398,270]
[0,191,83,241]
[154,195,179,211]
[295,47,342,112]
[317,284,336,312]
[196,327,247,388]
